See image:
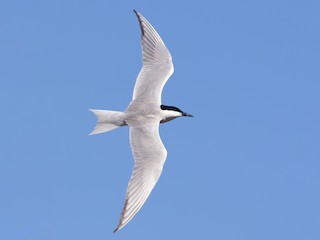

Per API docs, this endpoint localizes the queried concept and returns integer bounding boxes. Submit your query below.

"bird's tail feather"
[89,109,126,135]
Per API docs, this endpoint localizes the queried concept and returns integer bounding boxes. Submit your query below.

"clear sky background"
[1,0,319,239]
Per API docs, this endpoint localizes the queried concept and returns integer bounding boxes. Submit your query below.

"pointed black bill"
[182,112,193,117]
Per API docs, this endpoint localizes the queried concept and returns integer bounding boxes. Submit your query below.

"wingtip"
[133,9,144,36]
[113,224,122,233]
[133,9,140,17]
[133,9,141,15]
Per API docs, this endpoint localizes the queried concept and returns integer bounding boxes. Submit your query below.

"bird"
[90,10,193,232]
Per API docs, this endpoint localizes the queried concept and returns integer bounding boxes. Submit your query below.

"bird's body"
[90,10,192,232]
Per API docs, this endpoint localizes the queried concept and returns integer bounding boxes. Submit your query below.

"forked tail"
[89,109,126,135]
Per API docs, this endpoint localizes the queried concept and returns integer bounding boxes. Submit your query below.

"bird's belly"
[125,113,161,126]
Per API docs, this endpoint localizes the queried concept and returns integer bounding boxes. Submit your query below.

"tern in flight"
[90,10,193,232]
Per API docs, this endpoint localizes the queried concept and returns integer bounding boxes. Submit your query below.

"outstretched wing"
[114,122,167,232]
[132,10,174,105]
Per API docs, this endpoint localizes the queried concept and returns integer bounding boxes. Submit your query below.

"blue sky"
[1,0,319,239]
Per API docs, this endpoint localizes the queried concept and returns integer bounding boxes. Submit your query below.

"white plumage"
[90,10,192,232]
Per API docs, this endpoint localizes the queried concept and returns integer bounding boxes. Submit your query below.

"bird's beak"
[182,112,193,117]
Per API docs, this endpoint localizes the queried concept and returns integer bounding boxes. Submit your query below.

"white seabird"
[90,10,193,232]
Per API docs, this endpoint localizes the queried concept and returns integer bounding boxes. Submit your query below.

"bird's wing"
[132,10,174,105]
[114,122,167,232]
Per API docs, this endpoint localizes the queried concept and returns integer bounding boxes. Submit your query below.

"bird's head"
[160,105,193,123]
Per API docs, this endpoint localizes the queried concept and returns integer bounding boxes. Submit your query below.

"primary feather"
[131,10,174,105]
[114,122,167,232]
